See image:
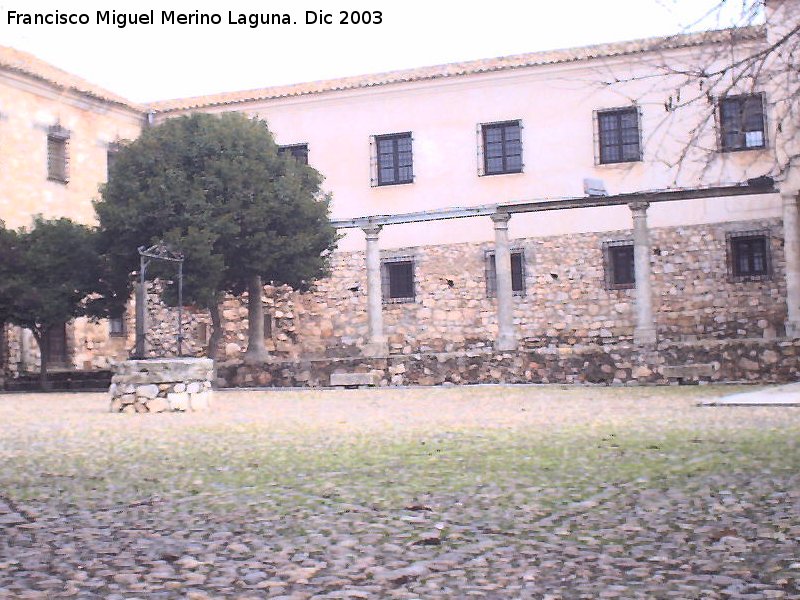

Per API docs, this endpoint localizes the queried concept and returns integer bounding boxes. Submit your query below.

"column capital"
[628,201,650,214]
[362,224,383,239]
[490,211,511,227]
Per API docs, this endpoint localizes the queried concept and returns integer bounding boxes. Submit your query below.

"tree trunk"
[208,299,222,361]
[34,328,51,391]
[244,275,269,365]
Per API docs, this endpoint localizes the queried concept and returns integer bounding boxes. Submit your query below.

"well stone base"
[110,358,214,413]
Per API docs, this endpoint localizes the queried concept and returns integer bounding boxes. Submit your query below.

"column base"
[786,320,800,339]
[633,327,657,346]
[495,334,518,352]
[362,340,389,358]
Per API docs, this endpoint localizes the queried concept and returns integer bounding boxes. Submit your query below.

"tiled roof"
[0,44,144,111]
[150,26,763,113]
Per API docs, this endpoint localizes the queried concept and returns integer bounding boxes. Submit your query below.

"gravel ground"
[0,385,798,599]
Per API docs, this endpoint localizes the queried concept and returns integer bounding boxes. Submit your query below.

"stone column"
[362,225,388,356]
[19,327,30,372]
[491,212,518,351]
[629,201,657,345]
[783,190,800,338]
[134,281,146,358]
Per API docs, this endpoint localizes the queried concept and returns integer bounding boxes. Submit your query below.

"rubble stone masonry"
[102,217,787,376]
[208,217,786,362]
[5,216,783,385]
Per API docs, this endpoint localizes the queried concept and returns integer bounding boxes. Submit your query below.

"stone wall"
[2,218,787,382]
[205,217,787,364]
[217,338,800,388]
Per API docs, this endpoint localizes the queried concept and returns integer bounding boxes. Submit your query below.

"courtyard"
[0,385,798,599]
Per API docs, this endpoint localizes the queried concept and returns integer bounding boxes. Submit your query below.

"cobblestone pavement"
[0,385,798,599]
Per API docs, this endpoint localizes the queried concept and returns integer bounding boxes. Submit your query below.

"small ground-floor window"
[485,250,526,297]
[728,231,771,280]
[109,317,126,337]
[604,240,635,289]
[381,258,415,302]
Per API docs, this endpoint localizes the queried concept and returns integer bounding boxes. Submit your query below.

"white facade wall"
[156,38,781,252]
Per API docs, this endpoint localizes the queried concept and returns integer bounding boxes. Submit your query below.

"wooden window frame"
[719,93,767,152]
[479,120,523,176]
[595,107,642,164]
[373,132,413,186]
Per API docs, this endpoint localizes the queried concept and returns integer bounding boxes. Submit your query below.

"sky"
[0,0,758,103]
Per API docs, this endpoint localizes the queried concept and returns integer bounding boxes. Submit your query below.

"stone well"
[109,358,214,413]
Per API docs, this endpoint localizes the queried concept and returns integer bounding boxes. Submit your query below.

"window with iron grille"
[719,94,766,152]
[381,258,415,302]
[263,313,273,338]
[597,107,641,164]
[109,316,125,337]
[47,125,69,183]
[604,241,635,289]
[485,250,526,297]
[375,132,413,185]
[728,231,770,280]
[278,143,309,165]
[481,120,522,175]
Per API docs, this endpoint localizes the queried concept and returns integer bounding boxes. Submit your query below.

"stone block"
[167,392,190,411]
[136,384,159,399]
[329,372,379,387]
[189,391,212,411]
[186,381,202,394]
[660,363,716,379]
[147,397,169,413]
[738,357,760,371]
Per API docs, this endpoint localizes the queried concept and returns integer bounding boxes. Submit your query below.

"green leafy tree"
[94,112,337,361]
[0,217,102,389]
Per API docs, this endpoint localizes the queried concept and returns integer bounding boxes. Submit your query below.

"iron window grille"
[727,230,771,281]
[263,313,273,338]
[603,240,635,290]
[47,125,69,183]
[109,316,126,337]
[278,143,309,165]
[381,257,415,303]
[479,120,523,176]
[371,132,413,186]
[719,94,767,152]
[596,107,642,164]
[485,249,526,297]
